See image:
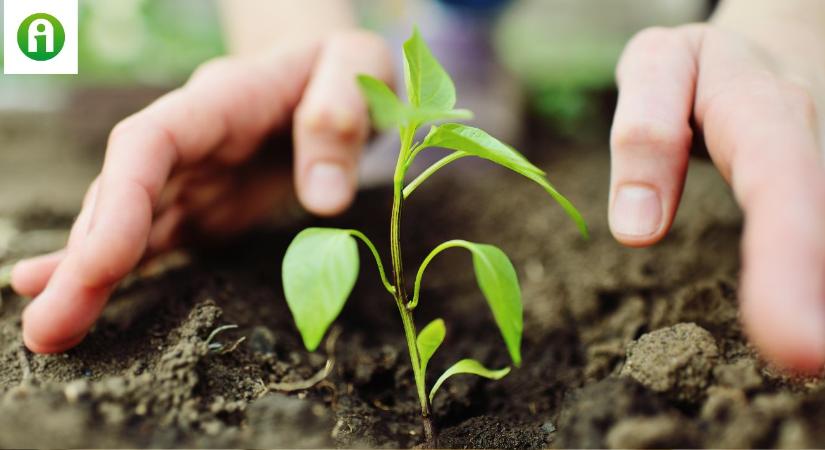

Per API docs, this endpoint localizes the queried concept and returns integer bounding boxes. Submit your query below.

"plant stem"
[407,239,470,310]
[347,229,395,295]
[403,151,468,199]
[391,125,437,447]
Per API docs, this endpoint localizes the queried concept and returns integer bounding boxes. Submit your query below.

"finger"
[10,250,66,298]
[294,30,393,216]
[10,177,99,297]
[609,26,700,246]
[696,67,825,372]
[23,45,322,353]
[146,205,186,257]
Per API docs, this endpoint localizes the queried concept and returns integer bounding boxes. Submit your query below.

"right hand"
[609,23,825,372]
[11,30,393,354]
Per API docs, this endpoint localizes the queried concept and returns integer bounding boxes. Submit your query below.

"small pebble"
[64,380,90,403]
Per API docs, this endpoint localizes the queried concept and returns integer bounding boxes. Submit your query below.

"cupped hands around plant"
[281,28,588,447]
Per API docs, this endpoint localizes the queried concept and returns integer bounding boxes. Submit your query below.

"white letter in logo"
[28,18,54,53]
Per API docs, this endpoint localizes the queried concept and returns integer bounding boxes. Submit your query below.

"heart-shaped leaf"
[282,228,360,351]
[429,359,510,403]
[417,318,446,375]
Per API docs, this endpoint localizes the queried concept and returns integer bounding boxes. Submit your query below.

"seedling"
[281,28,587,446]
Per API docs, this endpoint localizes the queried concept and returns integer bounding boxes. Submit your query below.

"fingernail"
[611,184,662,237]
[304,162,353,214]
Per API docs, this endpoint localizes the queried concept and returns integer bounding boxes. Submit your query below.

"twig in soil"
[254,378,268,397]
[316,379,339,409]
[372,398,393,412]
[268,360,334,393]
[17,347,32,382]
[205,324,246,355]
[266,326,341,394]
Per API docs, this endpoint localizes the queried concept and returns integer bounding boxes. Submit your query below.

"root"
[268,359,334,393]
[205,324,246,355]
[265,326,341,394]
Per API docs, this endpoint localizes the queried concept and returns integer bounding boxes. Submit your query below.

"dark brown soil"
[2,95,825,448]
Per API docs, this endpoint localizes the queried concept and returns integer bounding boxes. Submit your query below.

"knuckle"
[779,81,817,123]
[108,112,177,166]
[322,30,393,77]
[190,56,234,83]
[109,115,162,148]
[108,115,141,145]
[296,103,368,143]
[611,121,692,152]
[325,29,388,56]
[626,27,678,54]
[617,26,682,80]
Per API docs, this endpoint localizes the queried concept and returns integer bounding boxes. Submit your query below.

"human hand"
[11,31,393,353]
[609,21,825,372]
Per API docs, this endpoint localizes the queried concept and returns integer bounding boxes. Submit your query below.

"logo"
[17,13,65,61]
[4,0,78,74]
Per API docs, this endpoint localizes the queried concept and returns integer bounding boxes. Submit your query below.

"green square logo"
[4,0,78,74]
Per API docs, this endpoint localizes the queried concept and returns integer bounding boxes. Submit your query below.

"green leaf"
[403,27,456,111]
[423,123,544,176]
[417,318,446,375]
[411,240,523,365]
[357,75,472,130]
[422,123,589,238]
[282,228,360,351]
[407,107,473,125]
[429,359,510,403]
[462,242,523,366]
[357,74,403,130]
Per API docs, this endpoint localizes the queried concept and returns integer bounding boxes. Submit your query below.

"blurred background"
[0,0,710,220]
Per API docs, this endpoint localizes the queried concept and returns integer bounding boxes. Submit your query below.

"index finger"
[22,44,321,353]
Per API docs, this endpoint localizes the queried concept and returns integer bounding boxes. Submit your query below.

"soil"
[2,92,825,448]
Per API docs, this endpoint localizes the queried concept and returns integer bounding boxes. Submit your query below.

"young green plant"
[281,28,588,446]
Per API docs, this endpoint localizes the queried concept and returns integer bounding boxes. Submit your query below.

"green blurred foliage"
[1,0,224,85]
[78,0,224,84]
[494,0,706,133]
